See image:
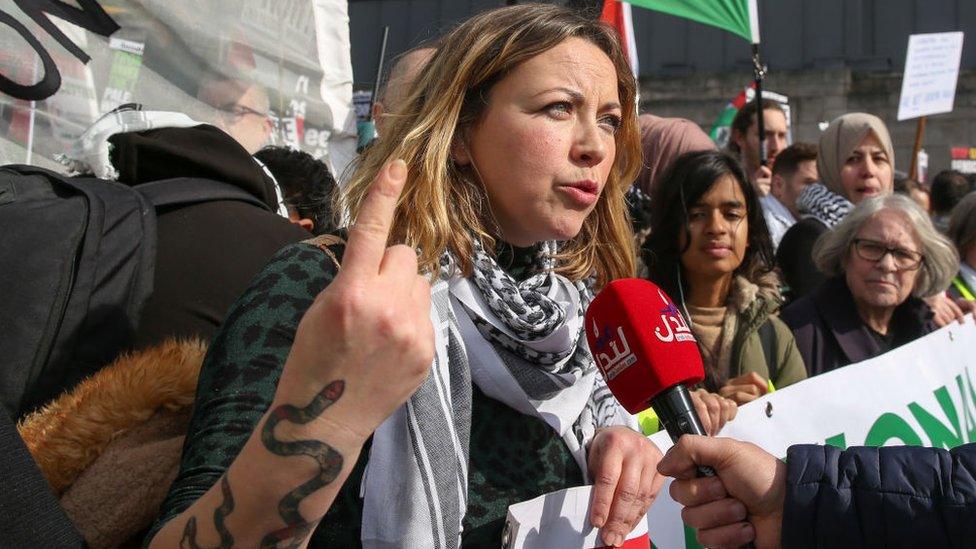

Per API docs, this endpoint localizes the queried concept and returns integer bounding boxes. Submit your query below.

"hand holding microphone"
[584,278,716,454]
[658,436,786,549]
[585,278,755,548]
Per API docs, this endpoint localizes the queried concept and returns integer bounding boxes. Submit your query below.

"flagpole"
[367,26,389,122]
[749,0,766,167]
[357,26,388,152]
[752,43,767,166]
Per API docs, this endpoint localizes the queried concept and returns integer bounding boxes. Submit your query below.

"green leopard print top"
[149,240,584,547]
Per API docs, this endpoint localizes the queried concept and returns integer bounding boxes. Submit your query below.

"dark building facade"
[348,0,976,176]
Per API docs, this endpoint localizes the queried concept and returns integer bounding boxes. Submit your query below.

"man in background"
[930,169,973,233]
[255,146,339,235]
[197,77,273,154]
[371,45,437,136]
[729,99,790,196]
[761,142,818,249]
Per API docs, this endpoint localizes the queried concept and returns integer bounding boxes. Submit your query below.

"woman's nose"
[862,157,879,178]
[875,250,898,272]
[571,122,607,168]
[705,211,728,234]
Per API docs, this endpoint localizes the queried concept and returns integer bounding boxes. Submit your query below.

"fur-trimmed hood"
[729,270,783,324]
[17,339,206,548]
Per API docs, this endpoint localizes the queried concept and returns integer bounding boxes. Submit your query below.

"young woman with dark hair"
[642,150,807,404]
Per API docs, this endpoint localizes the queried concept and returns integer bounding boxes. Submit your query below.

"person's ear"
[770,174,784,197]
[290,217,315,232]
[452,136,471,166]
[372,101,385,121]
[731,129,747,151]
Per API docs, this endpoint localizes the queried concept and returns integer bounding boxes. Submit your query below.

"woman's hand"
[719,372,768,406]
[925,293,969,327]
[275,158,435,447]
[691,389,738,435]
[588,427,665,547]
[150,160,436,548]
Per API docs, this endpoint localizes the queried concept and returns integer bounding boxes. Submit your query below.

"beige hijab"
[636,114,716,194]
[817,113,895,198]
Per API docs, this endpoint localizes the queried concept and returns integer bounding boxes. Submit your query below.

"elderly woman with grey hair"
[776,113,895,300]
[780,194,958,376]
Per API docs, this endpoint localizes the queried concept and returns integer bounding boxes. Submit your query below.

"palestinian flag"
[708,82,755,147]
[601,0,639,78]
[624,0,761,44]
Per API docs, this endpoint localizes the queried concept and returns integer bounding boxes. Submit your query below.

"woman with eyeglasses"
[780,194,959,377]
[775,113,895,302]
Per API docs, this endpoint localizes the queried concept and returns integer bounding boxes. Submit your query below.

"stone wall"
[640,68,976,179]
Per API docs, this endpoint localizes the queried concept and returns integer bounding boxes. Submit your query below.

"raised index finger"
[340,159,408,278]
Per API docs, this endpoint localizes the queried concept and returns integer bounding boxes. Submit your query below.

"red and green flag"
[623,0,761,44]
[708,82,754,146]
[601,0,639,78]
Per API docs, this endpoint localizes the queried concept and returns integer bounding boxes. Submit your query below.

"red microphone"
[585,278,712,445]
[586,278,754,547]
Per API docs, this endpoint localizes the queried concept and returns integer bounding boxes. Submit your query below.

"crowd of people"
[3,3,976,548]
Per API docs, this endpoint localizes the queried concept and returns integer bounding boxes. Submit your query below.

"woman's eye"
[545,102,572,117]
[873,154,888,164]
[725,211,743,220]
[599,114,622,133]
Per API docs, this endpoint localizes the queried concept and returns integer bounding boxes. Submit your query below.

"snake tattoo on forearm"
[178,379,346,548]
[180,476,236,548]
[258,379,346,548]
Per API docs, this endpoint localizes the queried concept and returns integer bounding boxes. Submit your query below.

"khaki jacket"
[725,274,807,390]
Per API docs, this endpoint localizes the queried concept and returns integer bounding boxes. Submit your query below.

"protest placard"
[897,32,965,121]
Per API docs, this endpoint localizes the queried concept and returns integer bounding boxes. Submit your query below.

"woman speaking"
[147,5,662,548]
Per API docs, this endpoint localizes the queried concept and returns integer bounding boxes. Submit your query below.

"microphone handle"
[650,384,716,477]
[650,384,757,549]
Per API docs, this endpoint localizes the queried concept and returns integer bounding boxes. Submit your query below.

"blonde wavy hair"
[340,3,641,288]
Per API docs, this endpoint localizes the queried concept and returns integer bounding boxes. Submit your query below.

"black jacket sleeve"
[776,219,827,302]
[0,406,84,548]
[783,443,976,548]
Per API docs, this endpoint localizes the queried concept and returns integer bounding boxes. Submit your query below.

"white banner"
[0,0,356,173]
[897,31,965,121]
[505,486,649,549]
[512,317,976,548]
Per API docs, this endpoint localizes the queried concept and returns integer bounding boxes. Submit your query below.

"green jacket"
[637,274,807,435]
[726,274,807,390]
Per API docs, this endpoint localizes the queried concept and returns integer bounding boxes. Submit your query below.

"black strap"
[758,320,778,384]
[2,167,271,212]
[0,407,85,547]
[135,178,271,211]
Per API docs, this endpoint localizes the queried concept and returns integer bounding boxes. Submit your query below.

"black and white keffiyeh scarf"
[361,239,634,549]
[795,182,854,229]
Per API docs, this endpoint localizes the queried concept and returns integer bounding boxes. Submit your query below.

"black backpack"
[0,164,269,417]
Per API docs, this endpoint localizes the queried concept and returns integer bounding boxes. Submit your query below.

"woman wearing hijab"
[776,113,895,300]
[634,115,717,196]
[146,6,662,548]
